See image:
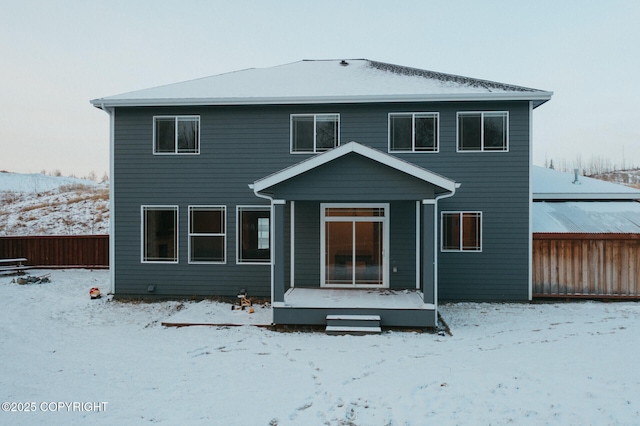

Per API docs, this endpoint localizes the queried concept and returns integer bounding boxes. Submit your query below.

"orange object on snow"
[89,287,101,299]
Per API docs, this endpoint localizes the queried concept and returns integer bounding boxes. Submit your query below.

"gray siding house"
[91,59,552,327]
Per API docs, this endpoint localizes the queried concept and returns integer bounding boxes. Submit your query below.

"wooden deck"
[273,288,437,328]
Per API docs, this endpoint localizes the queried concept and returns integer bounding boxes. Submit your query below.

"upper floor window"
[389,112,439,152]
[142,205,178,263]
[291,114,339,153]
[441,211,482,252]
[154,116,200,154]
[189,206,225,263]
[457,112,508,152]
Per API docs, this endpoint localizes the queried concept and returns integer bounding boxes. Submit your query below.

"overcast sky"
[1,0,638,178]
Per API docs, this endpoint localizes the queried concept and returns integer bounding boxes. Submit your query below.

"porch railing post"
[422,200,435,304]
[273,201,286,303]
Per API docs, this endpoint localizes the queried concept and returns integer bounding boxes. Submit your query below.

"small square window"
[441,212,482,251]
[189,206,225,263]
[291,114,339,153]
[154,116,200,154]
[457,112,508,152]
[389,113,438,152]
[237,207,271,264]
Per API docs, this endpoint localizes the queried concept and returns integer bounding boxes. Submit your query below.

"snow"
[0,172,108,236]
[533,166,640,200]
[92,60,552,107]
[0,172,99,194]
[2,269,640,425]
[283,287,427,309]
[533,201,640,233]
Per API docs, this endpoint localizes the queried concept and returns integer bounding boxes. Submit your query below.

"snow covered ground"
[1,269,639,425]
[0,172,108,236]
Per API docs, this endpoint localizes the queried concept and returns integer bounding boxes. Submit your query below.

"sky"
[1,0,639,178]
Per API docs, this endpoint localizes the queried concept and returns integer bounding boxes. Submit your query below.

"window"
[237,206,271,264]
[154,116,200,154]
[457,112,508,151]
[291,114,339,153]
[389,113,438,152]
[142,206,178,262]
[189,206,225,263]
[441,212,482,251]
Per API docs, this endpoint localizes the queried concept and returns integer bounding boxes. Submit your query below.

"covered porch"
[251,142,458,328]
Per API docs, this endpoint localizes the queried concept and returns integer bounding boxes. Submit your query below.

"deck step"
[326,314,381,335]
[325,325,382,335]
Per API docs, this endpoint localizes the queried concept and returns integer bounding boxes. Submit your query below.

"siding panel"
[114,101,532,300]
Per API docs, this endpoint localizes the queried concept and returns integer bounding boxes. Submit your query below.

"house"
[91,59,553,327]
[532,166,640,297]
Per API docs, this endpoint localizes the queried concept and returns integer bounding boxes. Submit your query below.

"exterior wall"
[113,101,531,301]
[113,106,283,298]
[390,201,418,290]
[292,201,320,287]
[430,102,531,300]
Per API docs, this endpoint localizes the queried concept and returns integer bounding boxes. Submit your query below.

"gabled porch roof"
[252,141,458,197]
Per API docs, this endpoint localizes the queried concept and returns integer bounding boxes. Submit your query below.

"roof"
[91,59,552,108]
[533,201,640,233]
[533,166,640,200]
[252,141,458,195]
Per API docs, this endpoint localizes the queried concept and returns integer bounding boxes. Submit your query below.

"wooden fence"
[0,235,109,269]
[533,233,640,298]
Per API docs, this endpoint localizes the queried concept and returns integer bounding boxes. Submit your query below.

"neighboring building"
[91,59,553,327]
[532,166,640,297]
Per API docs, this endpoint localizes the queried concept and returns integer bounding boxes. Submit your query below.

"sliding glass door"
[321,204,388,287]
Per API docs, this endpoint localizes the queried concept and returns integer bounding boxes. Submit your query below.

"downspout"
[101,103,115,295]
[249,184,276,309]
[528,101,534,301]
[431,183,461,322]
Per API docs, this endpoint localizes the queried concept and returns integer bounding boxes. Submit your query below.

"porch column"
[272,200,286,303]
[422,200,435,304]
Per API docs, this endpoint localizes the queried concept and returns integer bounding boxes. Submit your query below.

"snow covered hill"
[0,172,109,236]
[0,171,102,193]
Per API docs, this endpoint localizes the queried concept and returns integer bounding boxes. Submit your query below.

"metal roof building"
[532,166,640,234]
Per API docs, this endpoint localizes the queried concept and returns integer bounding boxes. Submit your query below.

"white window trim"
[141,205,179,264]
[236,205,272,265]
[440,211,483,252]
[153,115,200,155]
[188,205,226,264]
[388,112,440,153]
[320,202,390,288]
[456,111,509,153]
[290,113,340,154]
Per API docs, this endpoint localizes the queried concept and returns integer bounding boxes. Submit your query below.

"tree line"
[544,154,638,176]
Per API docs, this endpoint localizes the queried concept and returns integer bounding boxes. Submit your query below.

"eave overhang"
[91,91,553,109]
